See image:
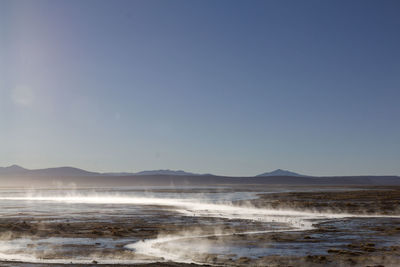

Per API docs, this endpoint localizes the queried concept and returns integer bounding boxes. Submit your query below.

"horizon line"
[1,164,399,178]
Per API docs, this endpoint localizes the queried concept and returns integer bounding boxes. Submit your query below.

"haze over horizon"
[1,0,400,177]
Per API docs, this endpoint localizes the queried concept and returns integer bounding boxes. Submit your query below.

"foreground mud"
[0,186,399,266]
[247,186,400,215]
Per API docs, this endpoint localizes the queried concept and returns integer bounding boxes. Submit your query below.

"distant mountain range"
[103,169,200,176]
[0,165,202,177]
[0,165,98,176]
[0,165,307,177]
[1,165,399,186]
[131,170,200,176]
[0,164,27,174]
[257,169,307,177]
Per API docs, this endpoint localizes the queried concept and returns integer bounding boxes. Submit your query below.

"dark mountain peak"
[0,164,28,174]
[257,169,307,177]
[6,164,26,170]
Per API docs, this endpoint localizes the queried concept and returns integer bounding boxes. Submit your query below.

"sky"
[0,0,399,176]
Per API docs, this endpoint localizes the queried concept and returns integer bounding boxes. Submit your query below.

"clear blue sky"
[1,0,399,176]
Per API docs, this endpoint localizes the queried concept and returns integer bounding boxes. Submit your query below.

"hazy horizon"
[1,0,400,177]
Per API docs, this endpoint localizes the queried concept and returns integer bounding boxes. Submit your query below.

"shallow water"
[0,186,398,265]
